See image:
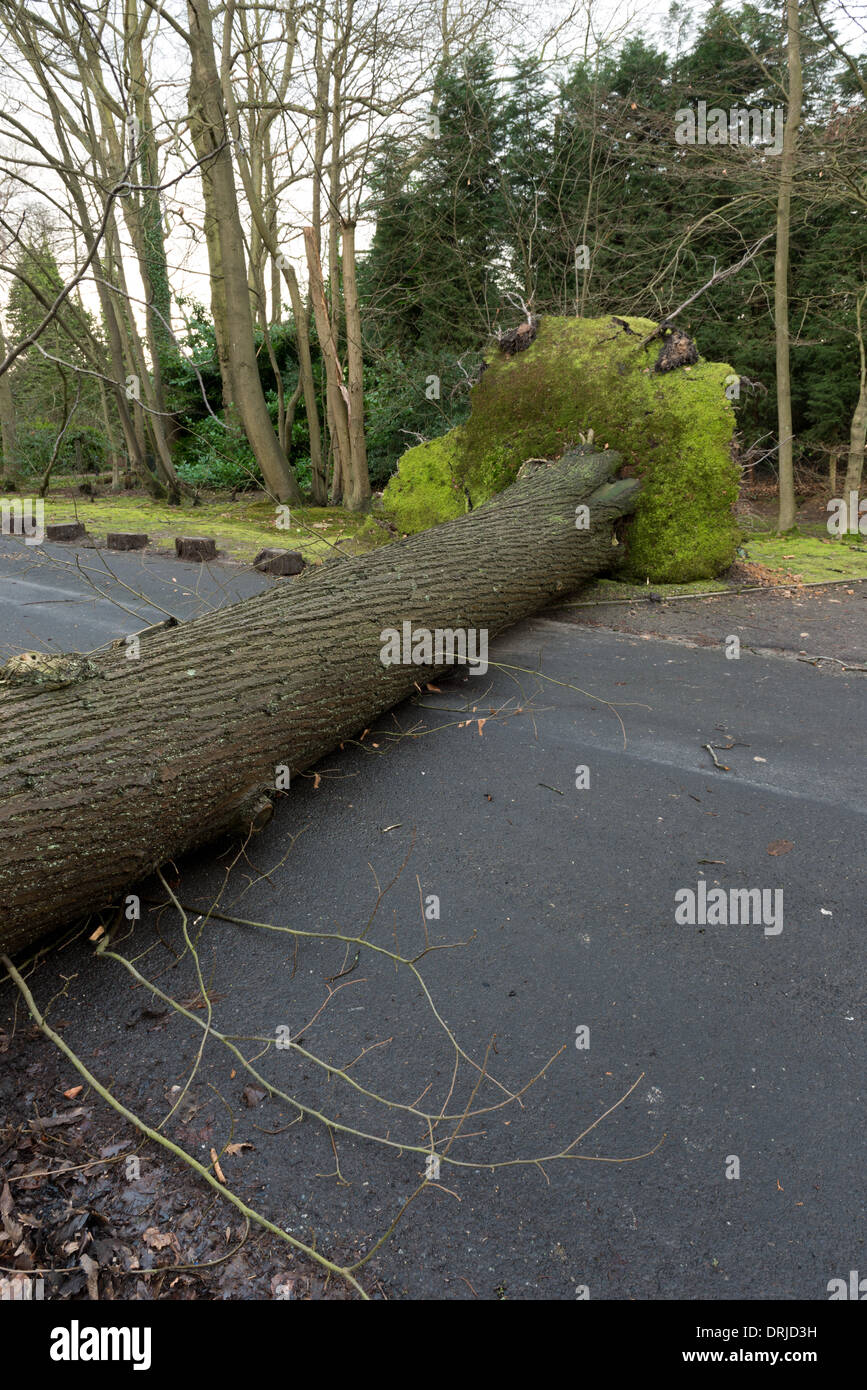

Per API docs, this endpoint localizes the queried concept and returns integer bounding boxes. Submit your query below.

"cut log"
[0,448,639,953]
[175,536,217,561]
[253,548,306,576]
[46,522,86,543]
[107,532,149,551]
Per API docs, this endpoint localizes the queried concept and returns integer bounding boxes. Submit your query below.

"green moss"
[379,426,469,535]
[381,315,741,583]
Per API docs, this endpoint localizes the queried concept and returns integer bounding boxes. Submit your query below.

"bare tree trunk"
[775,0,803,532]
[105,211,181,501]
[327,61,343,348]
[284,265,326,505]
[843,287,867,500]
[122,0,175,430]
[215,45,326,505]
[0,320,19,482]
[97,375,123,492]
[265,143,281,324]
[0,448,639,952]
[85,237,155,494]
[186,0,300,503]
[340,221,370,511]
[303,226,351,504]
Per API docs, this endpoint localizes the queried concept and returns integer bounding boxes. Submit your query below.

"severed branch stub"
[654,326,700,374]
[497,317,538,355]
[232,789,275,835]
[0,650,99,694]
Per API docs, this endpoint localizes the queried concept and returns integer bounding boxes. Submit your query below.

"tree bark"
[0,320,19,481]
[843,286,867,501]
[120,1,176,448]
[303,226,352,504]
[0,449,638,953]
[341,221,371,512]
[282,262,326,505]
[775,0,803,532]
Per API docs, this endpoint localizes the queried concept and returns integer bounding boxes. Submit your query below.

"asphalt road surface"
[1,536,864,1300]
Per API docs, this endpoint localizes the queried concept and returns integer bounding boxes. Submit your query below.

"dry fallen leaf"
[142,1227,180,1253]
[98,1141,131,1159]
[767,839,794,856]
[29,1107,88,1131]
[0,1183,21,1244]
[63,1086,83,1100]
[80,1252,100,1300]
[225,1142,254,1156]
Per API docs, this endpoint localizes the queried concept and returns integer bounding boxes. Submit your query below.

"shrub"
[12,421,107,476]
[175,415,263,490]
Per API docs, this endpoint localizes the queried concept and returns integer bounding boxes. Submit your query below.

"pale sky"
[0,0,863,347]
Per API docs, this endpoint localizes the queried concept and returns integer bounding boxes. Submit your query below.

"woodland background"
[0,0,864,528]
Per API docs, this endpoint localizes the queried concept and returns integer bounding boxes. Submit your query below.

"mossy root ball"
[381,315,740,584]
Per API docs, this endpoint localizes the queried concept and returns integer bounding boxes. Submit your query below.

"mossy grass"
[0,487,387,563]
[742,534,867,583]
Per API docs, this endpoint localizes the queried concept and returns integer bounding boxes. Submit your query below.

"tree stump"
[46,522,86,543]
[107,533,149,551]
[253,548,306,576]
[175,536,217,562]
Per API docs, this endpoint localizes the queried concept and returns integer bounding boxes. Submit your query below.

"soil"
[0,1022,379,1301]
[550,577,866,668]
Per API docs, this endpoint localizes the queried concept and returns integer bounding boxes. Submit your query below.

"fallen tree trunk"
[0,449,638,953]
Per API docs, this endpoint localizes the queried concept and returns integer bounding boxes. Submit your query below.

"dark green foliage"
[174,416,262,490]
[13,421,107,477]
[359,46,507,359]
[5,238,102,434]
[167,304,314,491]
[364,348,481,489]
